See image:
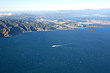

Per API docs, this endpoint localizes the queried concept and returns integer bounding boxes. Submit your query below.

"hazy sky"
[0,0,110,11]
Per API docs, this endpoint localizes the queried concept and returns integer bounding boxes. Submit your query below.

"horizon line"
[0,8,110,12]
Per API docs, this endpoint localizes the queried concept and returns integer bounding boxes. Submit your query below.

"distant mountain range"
[0,8,110,15]
[58,8,110,15]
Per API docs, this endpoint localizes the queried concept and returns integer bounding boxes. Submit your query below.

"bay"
[0,25,110,73]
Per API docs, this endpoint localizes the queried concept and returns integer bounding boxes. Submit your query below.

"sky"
[0,0,110,11]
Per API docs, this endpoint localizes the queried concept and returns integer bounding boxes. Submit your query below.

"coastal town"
[0,13,110,37]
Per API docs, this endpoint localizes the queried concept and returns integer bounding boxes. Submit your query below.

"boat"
[52,45,57,47]
[52,45,61,47]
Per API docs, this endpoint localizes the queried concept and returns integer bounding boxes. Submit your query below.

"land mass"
[0,12,110,37]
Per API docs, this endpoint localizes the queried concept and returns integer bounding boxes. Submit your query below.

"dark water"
[0,25,110,73]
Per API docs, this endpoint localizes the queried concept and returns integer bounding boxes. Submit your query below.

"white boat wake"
[52,43,72,48]
[52,45,62,47]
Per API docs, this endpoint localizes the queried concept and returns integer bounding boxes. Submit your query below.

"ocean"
[0,25,110,73]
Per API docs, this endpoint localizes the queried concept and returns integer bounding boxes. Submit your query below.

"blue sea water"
[0,25,110,73]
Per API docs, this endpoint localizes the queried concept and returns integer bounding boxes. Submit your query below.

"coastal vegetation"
[1,14,110,37]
